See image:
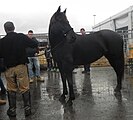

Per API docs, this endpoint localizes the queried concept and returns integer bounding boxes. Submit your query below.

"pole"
[93,15,96,26]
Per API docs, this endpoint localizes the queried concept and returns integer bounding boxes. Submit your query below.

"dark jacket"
[0,58,6,72]
[45,47,52,59]
[26,37,39,57]
[0,32,38,68]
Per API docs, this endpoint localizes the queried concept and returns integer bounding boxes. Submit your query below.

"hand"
[35,53,38,57]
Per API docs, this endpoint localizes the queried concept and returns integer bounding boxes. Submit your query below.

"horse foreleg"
[114,75,122,93]
[66,72,75,106]
[59,72,68,103]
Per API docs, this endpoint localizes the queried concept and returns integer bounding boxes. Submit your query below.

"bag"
[0,58,6,72]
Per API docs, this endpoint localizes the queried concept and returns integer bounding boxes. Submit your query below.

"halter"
[64,28,73,37]
[51,28,73,52]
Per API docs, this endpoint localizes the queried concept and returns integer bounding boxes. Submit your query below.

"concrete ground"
[0,66,133,120]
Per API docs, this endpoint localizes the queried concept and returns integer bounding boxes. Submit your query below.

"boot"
[7,91,16,117]
[22,90,31,116]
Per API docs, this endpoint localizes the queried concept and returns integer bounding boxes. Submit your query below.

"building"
[92,6,133,32]
[93,6,133,60]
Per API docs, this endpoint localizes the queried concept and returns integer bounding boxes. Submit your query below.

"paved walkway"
[0,67,133,120]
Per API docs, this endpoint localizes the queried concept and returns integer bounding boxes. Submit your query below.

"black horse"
[48,6,124,105]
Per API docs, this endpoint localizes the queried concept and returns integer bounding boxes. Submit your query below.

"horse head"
[49,6,76,48]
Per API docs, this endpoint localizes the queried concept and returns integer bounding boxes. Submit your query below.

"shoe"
[0,99,6,105]
[29,78,34,83]
[7,107,16,117]
[47,69,50,71]
[86,71,90,74]
[53,68,56,72]
[25,106,31,116]
[82,71,86,74]
[36,76,44,82]
[82,71,90,74]
[50,69,54,72]
[56,69,59,72]
[72,71,77,74]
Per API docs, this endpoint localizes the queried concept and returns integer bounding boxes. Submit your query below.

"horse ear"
[63,8,67,14]
[57,6,61,13]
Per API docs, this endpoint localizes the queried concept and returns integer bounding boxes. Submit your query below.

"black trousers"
[84,64,90,72]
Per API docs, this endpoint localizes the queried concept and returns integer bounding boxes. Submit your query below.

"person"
[0,21,38,117]
[45,44,53,71]
[0,75,6,105]
[26,30,44,83]
[80,28,90,74]
[0,73,6,95]
[52,59,59,72]
[0,59,6,95]
[0,59,6,105]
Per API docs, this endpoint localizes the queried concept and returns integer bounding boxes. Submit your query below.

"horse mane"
[49,13,56,26]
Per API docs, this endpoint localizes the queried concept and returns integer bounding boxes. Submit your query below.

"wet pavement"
[1,66,133,120]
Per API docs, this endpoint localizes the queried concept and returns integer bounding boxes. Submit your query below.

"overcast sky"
[0,0,132,35]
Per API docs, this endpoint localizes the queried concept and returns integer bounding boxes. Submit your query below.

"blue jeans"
[0,73,6,92]
[27,57,40,78]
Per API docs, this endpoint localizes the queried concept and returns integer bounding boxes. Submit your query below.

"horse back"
[73,30,124,65]
[99,30,123,56]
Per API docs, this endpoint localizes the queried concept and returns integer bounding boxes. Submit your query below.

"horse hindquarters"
[101,30,124,92]
[105,54,124,92]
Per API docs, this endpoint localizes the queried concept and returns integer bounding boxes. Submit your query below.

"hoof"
[114,90,121,95]
[114,91,122,102]
[66,99,73,106]
[64,91,68,95]
[59,95,66,104]
[114,86,121,93]
[70,95,75,100]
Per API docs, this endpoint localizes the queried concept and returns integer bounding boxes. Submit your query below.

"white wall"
[92,6,133,31]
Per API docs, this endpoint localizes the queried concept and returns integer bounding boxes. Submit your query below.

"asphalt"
[1,66,133,120]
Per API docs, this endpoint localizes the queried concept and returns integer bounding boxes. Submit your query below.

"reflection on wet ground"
[1,67,133,120]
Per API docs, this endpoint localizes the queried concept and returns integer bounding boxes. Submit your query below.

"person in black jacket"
[0,21,38,117]
[45,44,53,71]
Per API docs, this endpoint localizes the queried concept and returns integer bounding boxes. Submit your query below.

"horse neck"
[49,24,70,49]
[49,33,64,49]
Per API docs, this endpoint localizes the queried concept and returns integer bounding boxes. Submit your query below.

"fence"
[0,30,133,67]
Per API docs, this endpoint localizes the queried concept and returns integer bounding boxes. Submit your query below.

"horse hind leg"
[105,55,124,92]
[114,63,124,92]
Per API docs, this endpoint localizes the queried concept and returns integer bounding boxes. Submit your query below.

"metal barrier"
[116,30,133,69]
[1,30,133,67]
